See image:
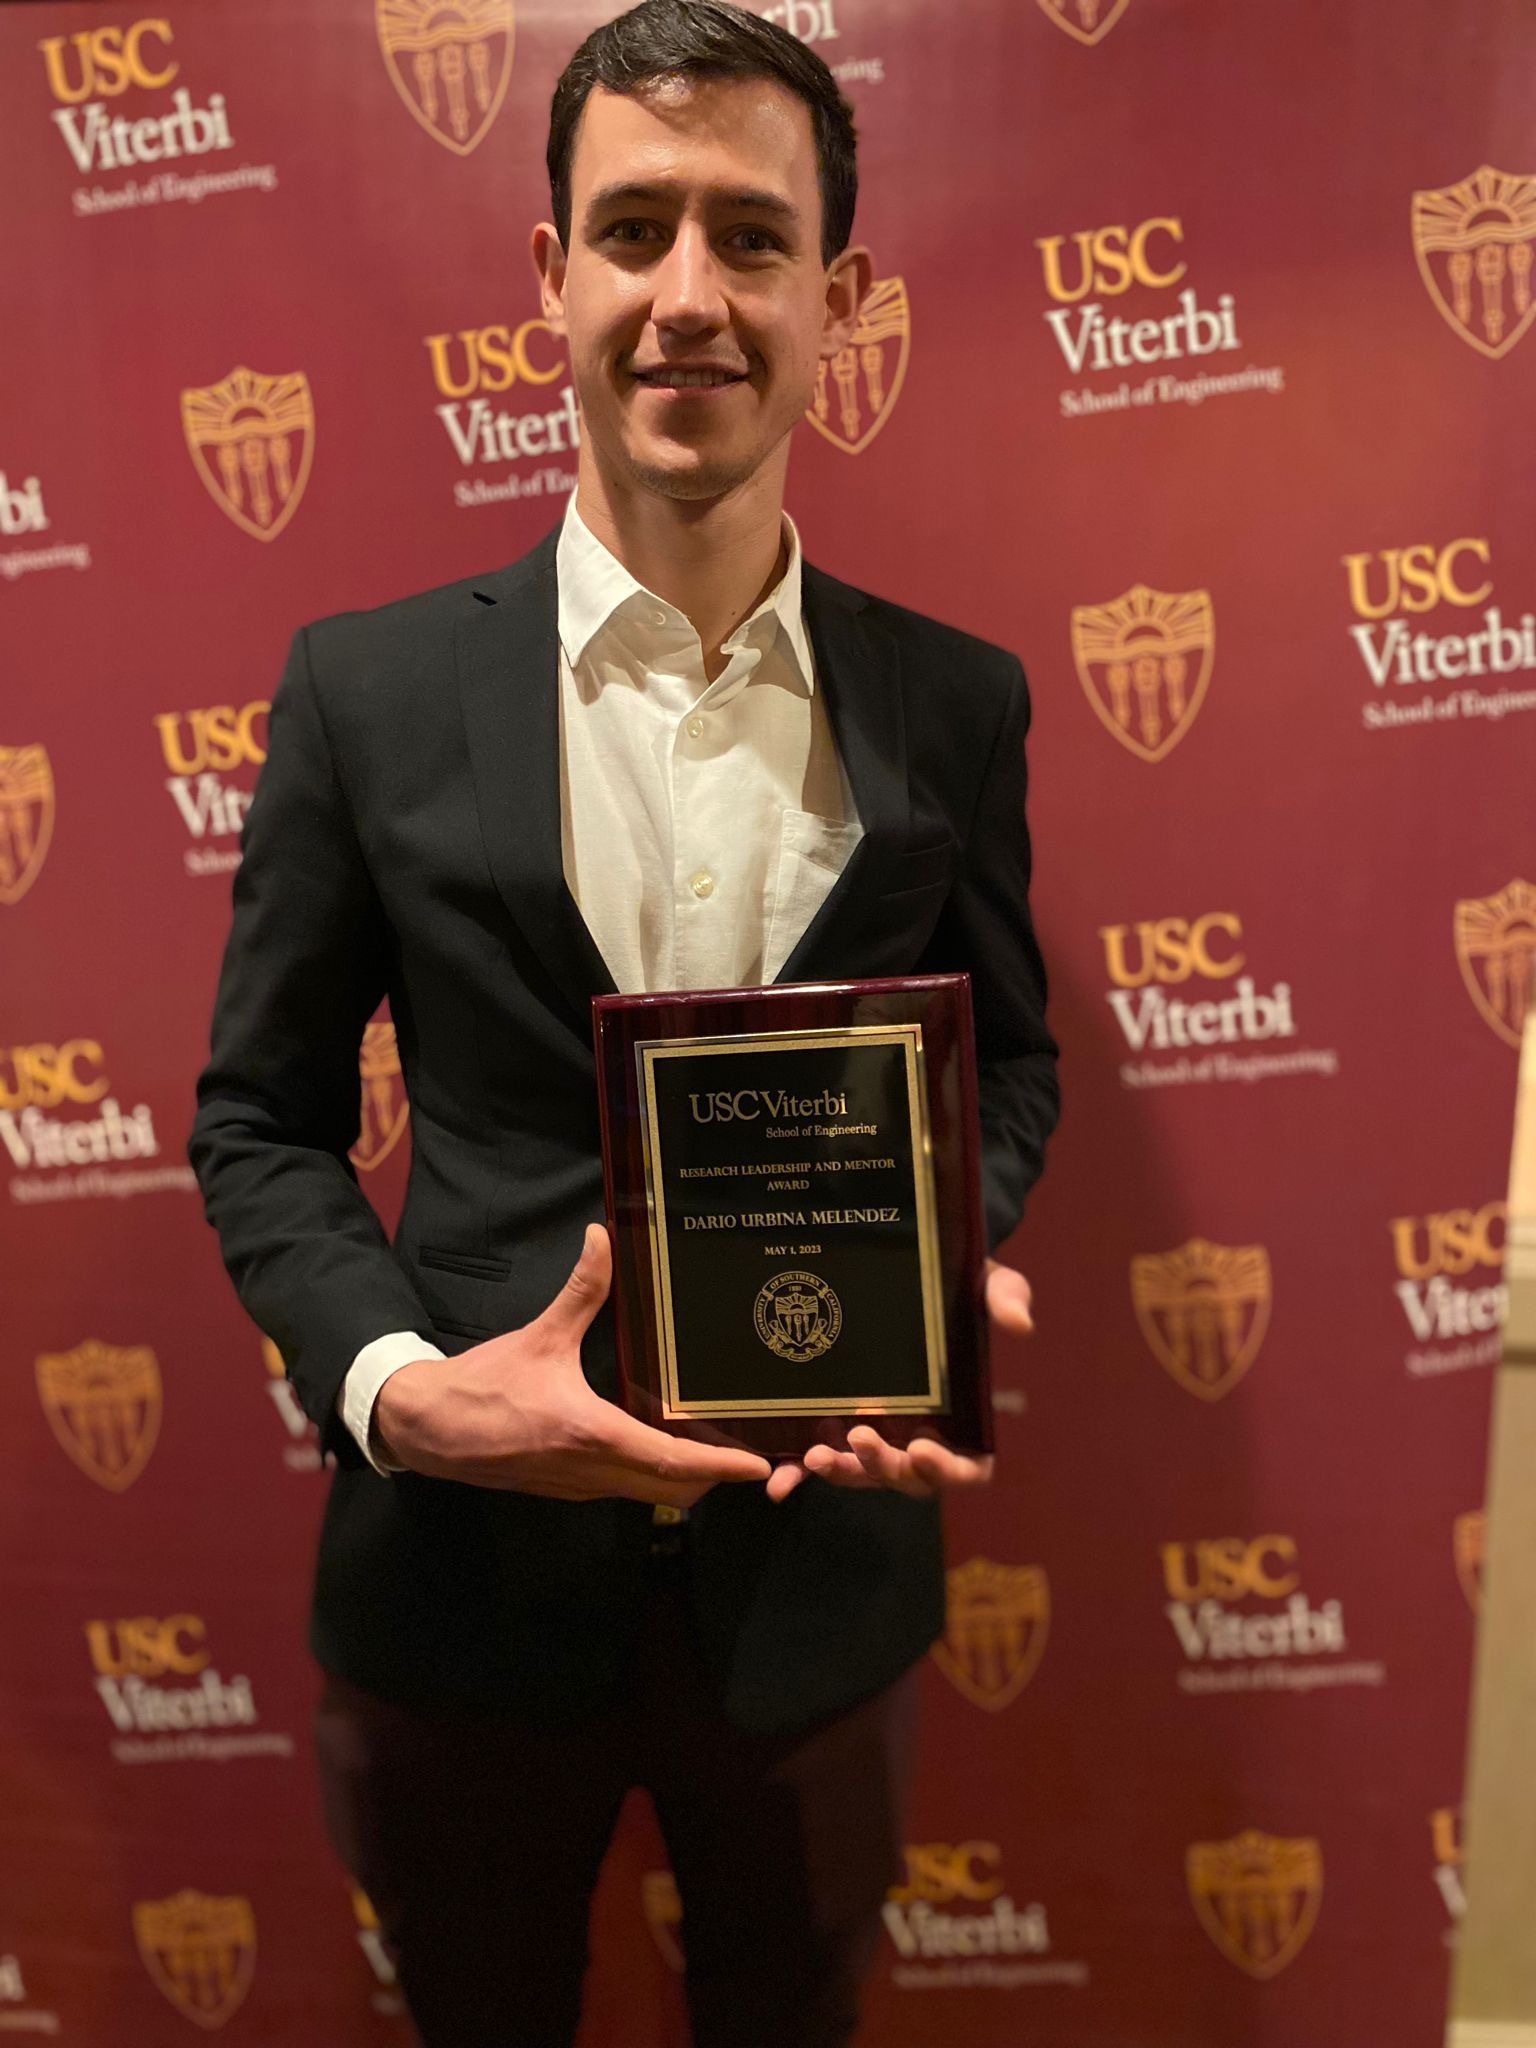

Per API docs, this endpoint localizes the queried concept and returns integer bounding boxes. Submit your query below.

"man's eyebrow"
[583,181,801,225]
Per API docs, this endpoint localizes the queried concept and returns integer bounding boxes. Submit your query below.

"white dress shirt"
[339,493,862,1472]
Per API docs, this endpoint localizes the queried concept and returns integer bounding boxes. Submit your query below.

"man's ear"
[821,244,873,360]
[531,221,569,340]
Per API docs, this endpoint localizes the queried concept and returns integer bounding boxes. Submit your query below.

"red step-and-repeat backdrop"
[3,0,1533,2041]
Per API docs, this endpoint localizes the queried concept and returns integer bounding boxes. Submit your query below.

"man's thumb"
[542,1221,613,1337]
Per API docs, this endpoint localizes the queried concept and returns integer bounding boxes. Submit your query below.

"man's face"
[539,73,859,503]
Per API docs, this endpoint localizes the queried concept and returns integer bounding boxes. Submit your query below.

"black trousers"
[313,1539,919,2047]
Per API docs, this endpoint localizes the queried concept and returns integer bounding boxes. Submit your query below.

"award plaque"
[593,974,992,1458]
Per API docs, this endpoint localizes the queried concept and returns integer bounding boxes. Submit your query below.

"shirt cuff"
[340,1332,444,1475]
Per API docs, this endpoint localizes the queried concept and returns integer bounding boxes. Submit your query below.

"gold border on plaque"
[637,1024,948,1418]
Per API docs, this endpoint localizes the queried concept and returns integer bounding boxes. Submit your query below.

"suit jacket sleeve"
[187,626,432,1463]
[920,656,1060,1250]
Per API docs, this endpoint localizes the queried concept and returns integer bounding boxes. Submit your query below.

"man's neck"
[573,458,790,684]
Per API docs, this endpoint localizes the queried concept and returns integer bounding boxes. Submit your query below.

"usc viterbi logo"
[376,0,514,156]
[883,1843,1052,1966]
[0,746,55,906]
[1411,166,1536,360]
[1454,1509,1486,1612]
[85,1612,262,1749]
[424,313,577,510]
[181,367,314,542]
[1431,1806,1466,1926]
[352,1020,409,1173]
[36,1339,161,1490]
[1036,0,1134,46]
[1132,1239,1272,1402]
[930,1558,1049,1711]
[1071,584,1214,761]
[1,1037,168,1193]
[1454,880,1536,1047]
[154,699,268,877]
[1101,911,1338,1091]
[1159,1535,1371,1696]
[1390,1200,1507,1377]
[133,1891,255,2030]
[1344,537,1536,732]
[1186,1831,1322,1979]
[806,277,909,455]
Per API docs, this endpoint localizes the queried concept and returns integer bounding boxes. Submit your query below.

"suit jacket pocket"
[418,1246,513,1282]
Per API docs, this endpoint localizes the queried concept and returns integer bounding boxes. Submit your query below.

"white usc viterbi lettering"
[0,473,49,537]
[0,1039,159,1170]
[1036,217,1240,374]
[1160,1536,1346,1665]
[84,1614,258,1736]
[1390,1202,1508,1356]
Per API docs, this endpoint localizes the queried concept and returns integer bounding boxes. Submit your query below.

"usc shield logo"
[1411,166,1536,360]
[351,1020,409,1173]
[36,1339,161,1491]
[1132,1238,1272,1402]
[181,367,315,543]
[1454,1509,1486,1612]
[1072,585,1215,762]
[133,1891,256,2030]
[806,277,909,455]
[0,744,55,906]
[1186,1831,1322,1979]
[1454,879,1536,1047]
[641,1870,685,1973]
[1036,0,1134,46]
[376,0,515,156]
[930,1558,1050,1711]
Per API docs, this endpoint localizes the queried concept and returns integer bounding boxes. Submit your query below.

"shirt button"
[686,716,705,738]
[650,608,667,627]
[690,871,715,899]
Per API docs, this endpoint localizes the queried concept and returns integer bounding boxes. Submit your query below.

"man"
[189,2,1059,2042]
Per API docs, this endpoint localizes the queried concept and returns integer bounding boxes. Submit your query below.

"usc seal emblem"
[1411,165,1536,361]
[806,276,910,455]
[1186,1831,1322,1979]
[0,744,55,907]
[1036,0,1135,47]
[133,1890,256,2029]
[1454,879,1536,1048]
[754,1270,842,1362]
[181,366,315,543]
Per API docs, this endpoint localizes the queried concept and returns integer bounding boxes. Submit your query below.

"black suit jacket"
[189,522,1060,1733]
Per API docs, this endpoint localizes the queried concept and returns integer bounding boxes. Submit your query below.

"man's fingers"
[906,1438,994,1488]
[847,1426,934,1498]
[596,1402,771,1486]
[531,1222,614,1343]
[765,1461,807,1503]
[985,1259,1034,1334]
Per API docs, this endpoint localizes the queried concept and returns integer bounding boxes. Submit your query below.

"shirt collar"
[555,492,814,691]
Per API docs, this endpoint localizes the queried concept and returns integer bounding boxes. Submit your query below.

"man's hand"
[373,1223,772,1505]
[764,1256,1032,1504]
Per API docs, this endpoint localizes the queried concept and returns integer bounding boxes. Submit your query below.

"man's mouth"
[631,368,749,390]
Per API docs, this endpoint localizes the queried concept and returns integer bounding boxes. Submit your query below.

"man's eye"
[605,220,654,244]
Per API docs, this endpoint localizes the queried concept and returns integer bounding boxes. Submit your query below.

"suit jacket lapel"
[454,527,618,1027]
[773,562,909,984]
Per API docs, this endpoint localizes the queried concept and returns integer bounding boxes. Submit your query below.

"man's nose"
[650,222,729,332]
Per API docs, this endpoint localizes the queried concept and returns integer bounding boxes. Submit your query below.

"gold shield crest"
[1072,585,1215,762]
[930,1557,1050,1711]
[36,1339,161,1491]
[640,1870,685,1973]
[1187,1831,1322,1979]
[806,276,910,455]
[1411,165,1536,361]
[181,367,315,543]
[1132,1238,1272,1402]
[1455,879,1536,1048]
[351,1020,410,1173]
[0,744,55,908]
[376,0,515,157]
[1454,1508,1486,1612]
[1036,0,1134,46]
[134,1891,256,2030]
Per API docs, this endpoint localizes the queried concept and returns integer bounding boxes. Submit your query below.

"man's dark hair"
[547,0,858,269]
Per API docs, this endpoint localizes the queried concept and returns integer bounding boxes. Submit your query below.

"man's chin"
[622,446,762,503]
